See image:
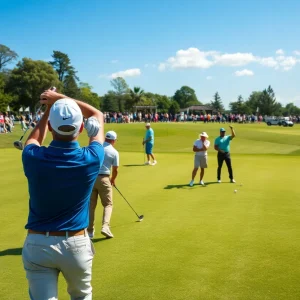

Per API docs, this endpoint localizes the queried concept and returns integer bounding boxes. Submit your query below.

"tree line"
[0,44,299,116]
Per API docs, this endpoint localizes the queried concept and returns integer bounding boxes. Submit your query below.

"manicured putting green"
[0,123,299,299]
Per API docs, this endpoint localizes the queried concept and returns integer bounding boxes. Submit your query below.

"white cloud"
[110,60,118,64]
[158,47,300,72]
[234,69,254,77]
[214,52,256,66]
[158,63,167,71]
[259,57,278,68]
[278,56,297,71]
[109,68,141,79]
[145,63,156,68]
[276,49,284,55]
[159,48,215,70]
[206,76,213,80]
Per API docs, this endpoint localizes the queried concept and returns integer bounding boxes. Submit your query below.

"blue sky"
[1,0,300,108]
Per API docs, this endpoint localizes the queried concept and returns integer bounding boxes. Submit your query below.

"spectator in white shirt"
[189,132,210,186]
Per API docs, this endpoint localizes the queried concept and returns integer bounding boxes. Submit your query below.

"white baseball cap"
[105,130,117,140]
[145,123,151,127]
[200,132,209,138]
[49,99,83,136]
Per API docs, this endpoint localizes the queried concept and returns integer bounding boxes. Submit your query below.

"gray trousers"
[22,232,95,300]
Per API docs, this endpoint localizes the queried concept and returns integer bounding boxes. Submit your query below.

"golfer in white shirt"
[189,132,210,186]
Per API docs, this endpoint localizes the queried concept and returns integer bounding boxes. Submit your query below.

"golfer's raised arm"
[230,126,236,139]
[73,100,104,145]
[24,106,50,147]
[40,89,104,144]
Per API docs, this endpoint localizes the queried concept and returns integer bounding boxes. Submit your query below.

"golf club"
[114,185,144,221]
[13,86,56,150]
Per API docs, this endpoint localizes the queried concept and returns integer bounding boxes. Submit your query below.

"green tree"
[78,83,101,109]
[129,86,144,107]
[7,58,61,111]
[0,44,18,71]
[229,95,251,114]
[245,91,262,114]
[110,77,130,111]
[283,103,300,116]
[144,93,171,112]
[259,86,277,115]
[169,100,180,115]
[0,73,14,112]
[173,86,201,108]
[49,51,77,82]
[102,91,119,112]
[64,74,80,98]
[49,51,79,98]
[211,92,224,112]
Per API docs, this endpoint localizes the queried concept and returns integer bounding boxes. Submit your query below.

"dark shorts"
[145,143,153,154]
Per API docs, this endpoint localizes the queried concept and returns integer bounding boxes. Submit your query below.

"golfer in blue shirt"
[214,126,236,183]
[22,89,104,300]
[142,123,157,165]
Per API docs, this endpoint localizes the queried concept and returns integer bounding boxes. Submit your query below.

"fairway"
[0,123,300,300]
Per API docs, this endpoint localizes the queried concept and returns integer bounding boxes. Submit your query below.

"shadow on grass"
[164,181,232,189]
[164,184,191,189]
[123,164,145,167]
[0,247,22,256]
[91,237,108,243]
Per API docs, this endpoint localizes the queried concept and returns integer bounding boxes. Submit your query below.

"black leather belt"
[98,174,110,177]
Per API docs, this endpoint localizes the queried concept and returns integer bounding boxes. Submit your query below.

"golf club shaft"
[114,186,141,218]
[19,127,30,141]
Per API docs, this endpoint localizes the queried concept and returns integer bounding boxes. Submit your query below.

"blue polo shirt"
[22,140,104,231]
[145,128,154,145]
[214,135,232,152]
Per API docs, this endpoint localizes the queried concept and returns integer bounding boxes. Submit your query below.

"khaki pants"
[88,175,113,233]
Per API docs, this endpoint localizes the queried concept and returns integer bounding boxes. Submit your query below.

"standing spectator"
[142,123,157,165]
[189,132,210,186]
[21,89,104,299]
[214,126,236,183]
[88,131,119,239]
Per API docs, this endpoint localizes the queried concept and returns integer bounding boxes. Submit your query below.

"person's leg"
[200,168,204,181]
[224,153,234,180]
[217,152,225,181]
[150,153,156,161]
[199,155,208,183]
[98,177,113,228]
[22,235,59,300]
[60,235,94,300]
[87,181,99,236]
[192,168,198,180]
[145,144,153,164]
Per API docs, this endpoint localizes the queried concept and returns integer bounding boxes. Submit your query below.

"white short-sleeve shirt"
[194,139,210,156]
[99,142,119,175]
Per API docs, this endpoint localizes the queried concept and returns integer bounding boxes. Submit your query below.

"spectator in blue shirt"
[21,89,104,300]
[214,126,236,183]
[142,123,157,165]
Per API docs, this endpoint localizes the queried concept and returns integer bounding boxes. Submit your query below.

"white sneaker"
[88,229,95,239]
[152,160,157,166]
[200,180,205,186]
[189,180,194,187]
[101,226,114,238]
[218,180,221,183]
[144,161,150,165]
[231,179,236,183]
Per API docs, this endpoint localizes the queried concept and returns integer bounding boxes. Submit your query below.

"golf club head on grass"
[13,141,24,150]
[138,215,144,222]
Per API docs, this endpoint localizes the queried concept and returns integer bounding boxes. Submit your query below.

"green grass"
[0,122,300,299]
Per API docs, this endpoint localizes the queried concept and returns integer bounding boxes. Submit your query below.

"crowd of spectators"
[1,111,299,134]
[103,111,300,124]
